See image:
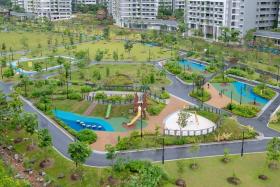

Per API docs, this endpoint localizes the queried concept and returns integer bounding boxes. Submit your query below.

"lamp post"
[239,87,243,105]
[162,135,165,164]
[241,131,245,157]
[140,102,143,139]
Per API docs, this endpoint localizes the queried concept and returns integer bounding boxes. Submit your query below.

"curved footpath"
[1,62,280,167]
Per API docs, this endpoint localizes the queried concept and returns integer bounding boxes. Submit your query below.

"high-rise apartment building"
[111,0,159,27]
[11,0,72,20]
[159,0,185,11]
[185,0,280,39]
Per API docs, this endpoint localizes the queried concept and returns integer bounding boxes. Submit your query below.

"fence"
[164,126,217,137]
[83,95,134,105]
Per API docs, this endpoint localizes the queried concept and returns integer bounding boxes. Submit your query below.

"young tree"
[20,76,30,97]
[0,57,6,79]
[95,49,104,62]
[103,27,110,40]
[68,141,91,167]
[124,40,134,55]
[22,112,38,146]
[188,143,200,169]
[39,95,50,112]
[105,144,117,165]
[113,51,118,62]
[177,109,191,137]
[267,137,280,168]
[38,129,52,158]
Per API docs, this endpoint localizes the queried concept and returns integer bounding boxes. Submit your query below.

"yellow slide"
[127,106,142,126]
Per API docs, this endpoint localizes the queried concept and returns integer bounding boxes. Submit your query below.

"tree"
[95,49,104,61]
[20,76,29,97]
[177,109,191,136]
[188,143,200,169]
[68,141,91,167]
[267,137,280,168]
[77,129,97,144]
[124,40,134,55]
[105,144,117,165]
[22,112,38,146]
[113,51,118,62]
[38,128,52,157]
[0,57,6,79]
[103,27,110,40]
[39,95,50,112]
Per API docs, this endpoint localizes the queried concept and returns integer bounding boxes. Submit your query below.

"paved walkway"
[90,96,187,151]
[204,83,233,108]
[83,102,97,116]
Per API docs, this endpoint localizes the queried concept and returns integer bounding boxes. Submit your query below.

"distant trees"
[219,27,240,44]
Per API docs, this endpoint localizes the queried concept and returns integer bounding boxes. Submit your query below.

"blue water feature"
[179,59,206,72]
[54,110,115,132]
[232,81,268,106]
[144,42,159,47]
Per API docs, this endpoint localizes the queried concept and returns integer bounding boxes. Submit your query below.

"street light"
[239,87,243,105]
[162,135,165,164]
[241,131,245,157]
[140,102,143,139]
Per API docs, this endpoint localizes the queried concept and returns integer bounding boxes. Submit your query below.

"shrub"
[68,93,82,100]
[164,61,182,75]
[95,92,107,100]
[160,91,170,99]
[77,129,97,144]
[190,89,211,102]
[253,84,276,100]
[226,103,260,118]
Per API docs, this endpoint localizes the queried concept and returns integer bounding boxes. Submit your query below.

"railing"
[164,126,217,136]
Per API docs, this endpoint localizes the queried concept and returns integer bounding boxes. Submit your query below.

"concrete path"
[83,102,97,116]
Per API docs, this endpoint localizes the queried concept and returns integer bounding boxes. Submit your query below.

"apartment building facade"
[185,0,280,39]
[159,0,186,11]
[11,0,72,20]
[111,0,159,27]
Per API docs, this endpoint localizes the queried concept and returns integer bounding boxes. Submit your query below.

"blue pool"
[179,59,206,72]
[212,81,269,107]
[144,42,159,47]
[54,110,115,132]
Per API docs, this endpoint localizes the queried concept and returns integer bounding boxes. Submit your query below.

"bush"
[160,91,170,99]
[253,84,276,100]
[226,103,260,118]
[68,93,82,100]
[190,89,211,102]
[211,75,235,83]
[95,92,107,100]
[164,61,182,75]
[147,103,165,116]
[77,129,97,144]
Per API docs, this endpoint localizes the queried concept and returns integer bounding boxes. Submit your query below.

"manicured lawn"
[75,40,171,62]
[268,123,280,132]
[91,104,133,118]
[52,100,91,114]
[160,153,280,187]
[253,84,276,100]
[68,63,170,92]
[0,32,74,51]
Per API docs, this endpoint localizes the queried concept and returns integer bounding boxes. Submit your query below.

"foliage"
[177,109,191,129]
[159,91,170,99]
[77,129,97,144]
[68,141,91,167]
[112,158,168,187]
[253,84,276,100]
[38,129,52,148]
[190,89,211,102]
[147,99,165,116]
[266,137,280,165]
[211,75,235,83]
[226,103,260,118]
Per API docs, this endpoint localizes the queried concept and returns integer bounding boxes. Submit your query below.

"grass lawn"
[68,63,170,92]
[91,104,133,118]
[52,100,91,114]
[268,112,280,132]
[75,40,171,61]
[0,32,74,51]
[19,57,69,71]
[268,123,280,132]
[160,153,280,187]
